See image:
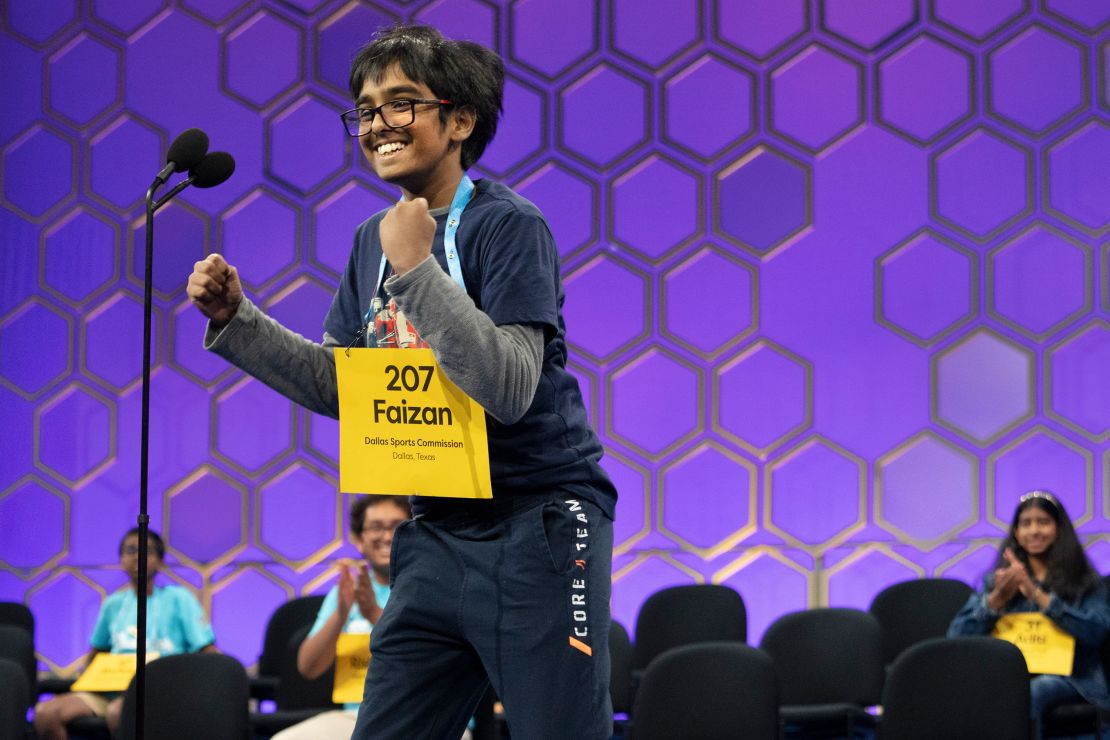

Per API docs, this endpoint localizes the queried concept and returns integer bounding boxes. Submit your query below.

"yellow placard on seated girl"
[70,652,160,692]
[992,613,1075,676]
[332,633,371,704]
[335,348,492,499]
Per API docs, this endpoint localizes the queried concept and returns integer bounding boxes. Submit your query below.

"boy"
[187,25,616,739]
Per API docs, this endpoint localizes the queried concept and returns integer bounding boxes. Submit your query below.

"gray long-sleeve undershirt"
[203,255,543,424]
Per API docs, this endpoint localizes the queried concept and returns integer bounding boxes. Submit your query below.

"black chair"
[633,584,747,672]
[1041,574,1110,738]
[868,577,974,666]
[0,625,35,710]
[116,652,250,740]
[611,619,634,716]
[880,636,1030,740]
[253,595,325,700]
[0,658,30,740]
[250,624,340,737]
[759,608,883,738]
[0,602,34,642]
[632,642,778,740]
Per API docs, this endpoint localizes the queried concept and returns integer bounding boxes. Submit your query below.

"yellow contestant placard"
[335,348,492,499]
[992,612,1075,676]
[71,652,159,692]
[332,633,371,704]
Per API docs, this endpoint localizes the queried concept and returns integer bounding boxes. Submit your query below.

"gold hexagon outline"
[660,243,760,360]
[302,407,340,472]
[603,446,653,557]
[207,562,295,660]
[125,198,211,302]
[712,338,814,460]
[660,52,759,164]
[711,143,814,261]
[1101,39,1110,115]
[263,91,356,199]
[985,424,1095,532]
[820,543,926,608]
[1103,241,1110,316]
[0,296,75,401]
[1104,448,1110,521]
[471,69,551,180]
[983,21,1091,140]
[38,204,123,310]
[254,459,344,573]
[25,567,108,675]
[766,42,867,155]
[656,439,758,560]
[511,157,601,261]
[712,546,817,608]
[507,0,601,82]
[928,126,1036,243]
[259,271,338,332]
[177,0,255,26]
[167,297,236,390]
[874,429,980,550]
[83,111,169,215]
[1041,119,1110,237]
[216,184,305,294]
[930,327,1036,446]
[209,373,299,478]
[874,227,979,348]
[32,380,118,489]
[985,221,1094,342]
[606,151,705,265]
[78,287,163,396]
[89,0,170,38]
[163,464,250,575]
[604,344,705,461]
[566,357,600,434]
[43,29,125,130]
[1044,318,1110,442]
[0,121,79,224]
[933,538,1002,580]
[554,61,654,171]
[218,6,306,112]
[610,550,704,587]
[606,0,704,74]
[0,473,71,577]
[763,435,867,555]
[563,251,653,365]
[927,0,1031,44]
[818,0,919,52]
[307,176,397,280]
[712,0,813,63]
[874,32,978,147]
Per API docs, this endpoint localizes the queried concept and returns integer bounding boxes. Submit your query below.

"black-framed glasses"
[340,98,453,136]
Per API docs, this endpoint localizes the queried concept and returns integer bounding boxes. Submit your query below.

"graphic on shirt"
[370,292,428,349]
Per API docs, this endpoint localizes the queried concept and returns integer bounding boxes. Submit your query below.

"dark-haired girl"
[949,491,1110,734]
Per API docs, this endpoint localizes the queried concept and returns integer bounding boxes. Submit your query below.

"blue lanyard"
[374,174,475,299]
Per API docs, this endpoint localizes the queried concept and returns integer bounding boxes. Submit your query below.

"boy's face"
[120,534,162,583]
[354,500,409,571]
[355,64,468,199]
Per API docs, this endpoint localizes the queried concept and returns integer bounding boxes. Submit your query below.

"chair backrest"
[0,602,34,643]
[633,642,778,740]
[880,636,1030,740]
[609,619,634,714]
[633,584,747,670]
[275,624,339,711]
[0,658,29,740]
[0,624,35,707]
[869,578,974,665]
[117,653,250,740]
[258,595,325,679]
[759,607,884,707]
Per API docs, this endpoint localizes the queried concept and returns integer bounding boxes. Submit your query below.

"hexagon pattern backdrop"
[3,0,1110,673]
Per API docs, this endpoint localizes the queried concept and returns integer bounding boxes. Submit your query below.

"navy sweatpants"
[351,493,614,740]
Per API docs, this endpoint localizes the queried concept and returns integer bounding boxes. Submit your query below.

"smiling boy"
[187,24,616,740]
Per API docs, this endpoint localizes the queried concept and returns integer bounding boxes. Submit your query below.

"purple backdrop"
[3,0,1110,673]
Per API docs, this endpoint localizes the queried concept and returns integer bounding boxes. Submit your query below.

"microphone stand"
[134,177,165,740]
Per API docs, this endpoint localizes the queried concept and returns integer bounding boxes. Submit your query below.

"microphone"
[152,151,236,211]
[152,128,209,186]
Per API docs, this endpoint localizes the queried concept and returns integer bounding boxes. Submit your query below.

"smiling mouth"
[376,141,406,156]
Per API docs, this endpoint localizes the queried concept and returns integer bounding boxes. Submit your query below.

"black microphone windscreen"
[190,152,235,188]
[166,128,209,173]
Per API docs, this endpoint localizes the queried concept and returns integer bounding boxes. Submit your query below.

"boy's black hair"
[993,492,1100,602]
[348,25,504,170]
[350,494,412,535]
[120,527,166,560]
